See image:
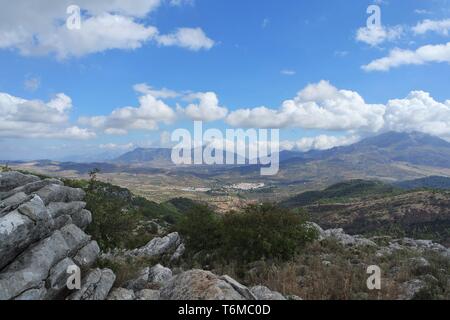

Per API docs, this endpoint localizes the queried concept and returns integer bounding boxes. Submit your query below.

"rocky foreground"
[1,172,449,300]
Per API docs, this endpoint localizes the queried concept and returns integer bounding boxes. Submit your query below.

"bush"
[176,205,222,253]
[176,203,318,264]
[221,204,317,262]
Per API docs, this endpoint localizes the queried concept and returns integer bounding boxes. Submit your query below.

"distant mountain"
[204,131,450,186]
[114,148,173,166]
[308,131,450,167]
[394,176,450,190]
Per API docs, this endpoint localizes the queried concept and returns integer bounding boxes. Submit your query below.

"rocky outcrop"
[110,264,287,301]
[0,171,113,300]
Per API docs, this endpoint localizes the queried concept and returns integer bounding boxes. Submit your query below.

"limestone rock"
[133,232,181,257]
[67,268,116,300]
[148,264,173,286]
[136,289,160,300]
[107,288,136,300]
[160,269,245,300]
[250,285,286,300]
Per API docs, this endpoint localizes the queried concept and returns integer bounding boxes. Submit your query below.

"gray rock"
[47,202,86,219]
[399,279,426,300]
[221,275,256,300]
[107,288,136,300]
[250,285,286,300]
[148,264,173,286]
[170,243,186,262]
[0,230,71,300]
[160,269,245,300]
[0,192,31,215]
[59,224,90,256]
[0,172,40,193]
[67,268,116,300]
[45,257,76,299]
[36,184,85,205]
[124,267,150,291]
[73,241,100,268]
[323,228,377,247]
[136,289,160,300]
[71,209,92,230]
[0,210,35,269]
[132,232,181,257]
[3,179,63,200]
[14,282,47,300]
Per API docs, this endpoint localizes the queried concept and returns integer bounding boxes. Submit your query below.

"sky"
[0,0,449,160]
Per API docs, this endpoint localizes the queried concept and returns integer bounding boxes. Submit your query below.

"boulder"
[73,241,100,268]
[136,289,160,300]
[107,288,136,301]
[250,285,286,300]
[323,228,377,247]
[0,172,40,193]
[160,270,245,300]
[148,264,173,286]
[133,232,181,257]
[67,268,116,300]
[221,275,256,300]
[36,184,85,205]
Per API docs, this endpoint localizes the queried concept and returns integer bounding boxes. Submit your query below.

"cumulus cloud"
[281,134,360,152]
[79,93,176,134]
[356,25,403,46]
[413,19,450,36]
[384,91,450,139]
[133,83,180,99]
[182,92,228,122]
[156,28,215,51]
[362,42,450,71]
[0,92,95,139]
[226,81,386,132]
[0,0,213,58]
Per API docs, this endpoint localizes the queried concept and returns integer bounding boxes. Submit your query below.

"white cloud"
[356,25,403,46]
[156,28,215,51]
[226,80,386,132]
[99,142,135,150]
[384,91,450,139]
[362,42,450,71]
[0,0,213,58]
[281,134,360,152]
[413,19,450,36]
[0,92,94,139]
[182,92,228,121]
[133,83,180,99]
[79,92,176,134]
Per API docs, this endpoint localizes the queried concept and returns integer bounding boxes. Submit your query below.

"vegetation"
[280,180,402,208]
[177,203,318,264]
[64,169,197,250]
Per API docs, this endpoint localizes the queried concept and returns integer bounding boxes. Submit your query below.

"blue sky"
[0,0,449,160]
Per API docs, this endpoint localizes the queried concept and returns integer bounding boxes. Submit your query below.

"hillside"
[280,180,400,207]
[282,182,450,246]
[394,176,450,190]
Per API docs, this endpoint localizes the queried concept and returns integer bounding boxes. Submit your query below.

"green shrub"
[176,203,318,264]
[176,205,222,253]
[221,204,317,262]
